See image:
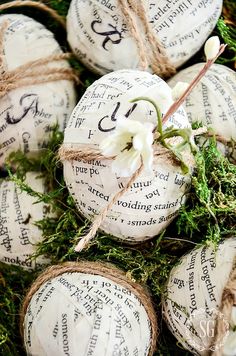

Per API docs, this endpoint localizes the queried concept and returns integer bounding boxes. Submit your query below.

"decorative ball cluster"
[0,2,234,356]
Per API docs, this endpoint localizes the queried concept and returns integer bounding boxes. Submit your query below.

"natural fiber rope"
[21,261,158,355]
[210,256,236,355]
[0,1,66,28]
[75,162,144,252]
[118,0,176,78]
[0,21,78,99]
[58,141,176,164]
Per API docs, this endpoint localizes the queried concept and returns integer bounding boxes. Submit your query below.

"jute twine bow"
[118,0,176,78]
[21,261,158,355]
[0,18,78,99]
[210,255,236,356]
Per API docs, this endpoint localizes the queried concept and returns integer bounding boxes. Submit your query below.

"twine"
[118,0,176,78]
[58,142,178,165]
[0,1,66,28]
[21,261,158,355]
[0,20,78,99]
[75,162,144,252]
[59,43,226,252]
[210,255,236,355]
[58,140,193,251]
[58,129,205,252]
[162,44,227,125]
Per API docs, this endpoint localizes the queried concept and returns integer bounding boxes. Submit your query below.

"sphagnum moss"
[0,0,236,355]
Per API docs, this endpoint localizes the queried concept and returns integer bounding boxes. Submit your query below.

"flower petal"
[117,118,143,135]
[133,133,144,151]
[102,118,154,177]
[100,135,121,156]
[172,82,189,101]
[204,36,220,61]
[155,86,173,113]
[128,149,141,174]
[112,149,141,177]
[141,145,153,172]
[100,131,132,156]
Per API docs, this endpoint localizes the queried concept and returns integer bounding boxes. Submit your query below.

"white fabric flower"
[100,118,154,177]
[172,81,189,101]
[154,84,174,114]
[204,36,220,61]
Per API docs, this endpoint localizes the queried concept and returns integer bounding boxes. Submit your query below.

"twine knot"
[118,0,176,78]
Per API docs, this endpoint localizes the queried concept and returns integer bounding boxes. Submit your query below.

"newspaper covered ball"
[0,172,53,269]
[23,263,155,355]
[163,237,236,355]
[0,14,76,165]
[62,69,193,243]
[168,63,236,141]
[67,0,222,74]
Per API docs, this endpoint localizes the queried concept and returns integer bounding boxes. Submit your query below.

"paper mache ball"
[22,262,157,356]
[0,14,76,165]
[62,69,193,243]
[67,0,222,75]
[168,63,236,141]
[0,172,53,269]
[163,237,236,355]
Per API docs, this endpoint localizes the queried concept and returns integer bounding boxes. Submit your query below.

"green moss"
[216,0,236,68]
[0,263,37,356]
[4,128,236,356]
[47,0,71,17]
[176,139,236,244]
[217,18,236,66]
